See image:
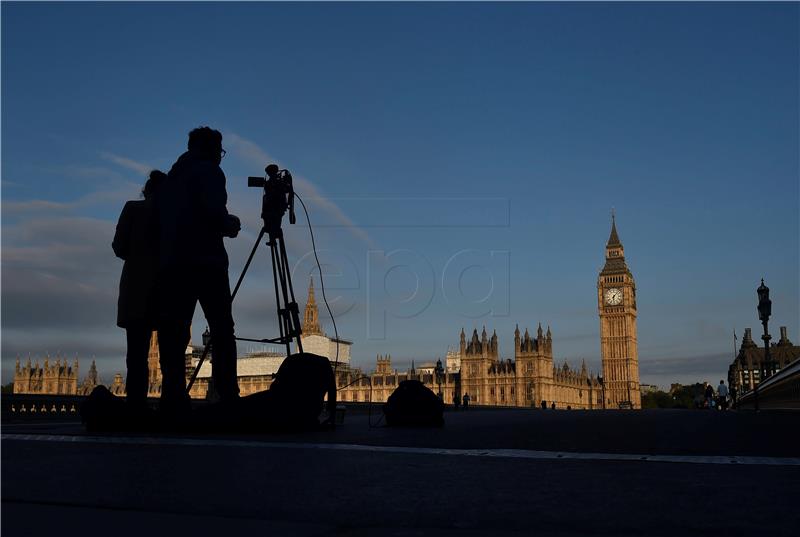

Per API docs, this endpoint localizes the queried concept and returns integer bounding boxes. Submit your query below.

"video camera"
[249,164,296,233]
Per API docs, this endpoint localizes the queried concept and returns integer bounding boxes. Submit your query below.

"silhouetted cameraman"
[158,127,241,416]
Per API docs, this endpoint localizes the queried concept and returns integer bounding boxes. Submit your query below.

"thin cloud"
[2,199,71,214]
[2,183,140,216]
[100,152,153,177]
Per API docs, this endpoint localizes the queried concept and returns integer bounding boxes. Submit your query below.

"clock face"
[605,288,623,305]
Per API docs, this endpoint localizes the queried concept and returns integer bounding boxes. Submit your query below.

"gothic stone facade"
[13,356,100,396]
[334,354,460,405]
[337,325,605,410]
[728,326,800,397]
[458,326,602,409]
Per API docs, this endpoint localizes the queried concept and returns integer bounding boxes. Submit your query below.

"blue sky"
[2,2,798,388]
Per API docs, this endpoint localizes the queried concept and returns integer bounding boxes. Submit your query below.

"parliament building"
[336,215,642,409]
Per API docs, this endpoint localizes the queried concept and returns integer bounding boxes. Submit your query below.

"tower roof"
[601,212,630,275]
[308,276,316,305]
[607,211,622,247]
[303,276,323,335]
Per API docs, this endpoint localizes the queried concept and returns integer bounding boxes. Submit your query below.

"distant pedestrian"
[462,392,470,410]
[704,382,715,409]
[551,402,556,410]
[541,400,547,410]
[717,380,729,410]
[452,392,460,411]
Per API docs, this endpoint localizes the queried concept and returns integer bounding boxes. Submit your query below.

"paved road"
[3,408,799,536]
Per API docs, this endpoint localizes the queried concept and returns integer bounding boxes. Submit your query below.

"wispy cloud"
[100,152,153,177]
[225,132,376,248]
[2,183,141,216]
[2,199,71,213]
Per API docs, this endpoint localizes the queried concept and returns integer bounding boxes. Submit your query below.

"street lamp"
[202,326,211,349]
[434,358,444,399]
[756,279,773,381]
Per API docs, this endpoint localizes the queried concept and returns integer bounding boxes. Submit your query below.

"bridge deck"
[3,408,799,536]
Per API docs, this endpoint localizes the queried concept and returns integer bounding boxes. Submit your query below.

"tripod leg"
[268,236,289,356]
[275,233,304,354]
[232,227,266,300]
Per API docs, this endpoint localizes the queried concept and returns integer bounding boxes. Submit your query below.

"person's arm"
[112,202,134,259]
[199,165,239,237]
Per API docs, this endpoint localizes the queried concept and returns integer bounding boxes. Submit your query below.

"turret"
[778,326,792,346]
[88,360,98,384]
[514,325,521,354]
[742,328,757,348]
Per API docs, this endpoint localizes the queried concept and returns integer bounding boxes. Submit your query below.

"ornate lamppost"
[756,279,773,381]
[202,326,212,351]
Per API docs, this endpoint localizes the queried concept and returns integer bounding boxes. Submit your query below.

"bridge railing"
[1,394,88,422]
[737,358,800,411]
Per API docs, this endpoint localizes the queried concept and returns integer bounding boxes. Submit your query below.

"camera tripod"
[186,165,303,393]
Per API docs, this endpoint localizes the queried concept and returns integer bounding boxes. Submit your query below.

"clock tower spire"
[597,213,641,409]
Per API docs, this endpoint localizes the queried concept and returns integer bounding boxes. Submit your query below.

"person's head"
[142,170,166,200]
[187,126,224,163]
[719,380,725,385]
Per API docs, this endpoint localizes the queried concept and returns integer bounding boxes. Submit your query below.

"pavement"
[3,407,799,536]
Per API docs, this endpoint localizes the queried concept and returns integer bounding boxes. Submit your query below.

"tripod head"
[248,164,296,235]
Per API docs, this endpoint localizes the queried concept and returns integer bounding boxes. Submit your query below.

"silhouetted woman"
[113,170,165,410]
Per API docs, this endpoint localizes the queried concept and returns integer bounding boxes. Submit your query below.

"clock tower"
[597,213,641,409]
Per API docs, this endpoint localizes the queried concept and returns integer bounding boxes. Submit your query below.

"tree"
[641,390,673,409]
[641,383,706,409]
